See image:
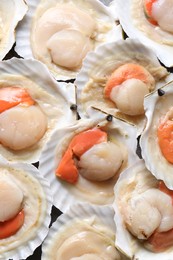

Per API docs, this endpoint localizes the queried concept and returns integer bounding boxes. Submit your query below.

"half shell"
[113,159,173,259]
[0,58,76,163]
[42,203,127,259]
[140,81,173,189]
[75,38,169,133]
[39,107,138,212]
[114,0,173,67]
[15,0,123,80]
[0,0,27,60]
[0,155,52,260]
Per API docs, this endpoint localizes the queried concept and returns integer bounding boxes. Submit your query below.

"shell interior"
[0,58,76,163]
[113,159,173,260]
[39,107,138,212]
[75,38,169,133]
[140,81,173,189]
[0,155,52,260]
[15,0,123,80]
[114,0,173,67]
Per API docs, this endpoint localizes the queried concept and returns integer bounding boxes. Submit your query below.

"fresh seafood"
[140,81,173,189]
[76,39,169,132]
[0,0,27,60]
[42,203,126,259]
[0,156,52,260]
[113,160,173,259]
[15,0,123,80]
[114,0,173,67]
[39,107,138,211]
[0,58,76,163]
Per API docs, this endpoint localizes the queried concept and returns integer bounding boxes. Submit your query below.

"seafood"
[0,58,76,163]
[39,107,138,212]
[140,81,173,189]
[113,160,173,259]
[0,156,52,260]
[0,0,27,60]
[42,203,126,259]
[114,0,173,67]
[15,0,123,80]
[75,38,169,132]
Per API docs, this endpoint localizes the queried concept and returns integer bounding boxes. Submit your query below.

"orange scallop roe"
[143,0,158,26]
[0,209,25,239]
[56,128,107,184]
[104,63,151,99]
[157,119,173,164]
[0,86,35,113]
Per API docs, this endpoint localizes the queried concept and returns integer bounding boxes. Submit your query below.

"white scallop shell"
[0,155,52,260]
[39,107,138,212]
[42,203,127,259]
[0,58,76,163]
[114,0,173,67]
[140,81,173,189]
[75,38,170,134]
[15,0,123,80]
[113,159,173,259]
[0,0,27,60]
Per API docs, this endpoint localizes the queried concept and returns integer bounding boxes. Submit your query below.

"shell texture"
[113,159,173,259]
[75,38,170,133]
[42,203,127,259]
[15,0,123,80]
[0,0,27,60]
[39,107,138,212]
[140,81,173,190]
[114,0,173,67]
[0,155,52,260]
[0,58,76,163]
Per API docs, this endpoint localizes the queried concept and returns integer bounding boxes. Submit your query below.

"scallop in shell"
[0,0,27,60]
[114,0,173,67]
[39,107,138,212]
[42,203,127,259]
[15,0,123,80]
[75,38,170,133]
[140,81,173,190]
[0,58,76,163]
[0,155,52,260]
[113,159,173,259]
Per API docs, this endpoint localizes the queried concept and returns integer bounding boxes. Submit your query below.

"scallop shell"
[39,107,138,212]
[140,81,173,189]
[42,203,127,259]
[0,155,52,260]
[0,0,27,60]
[15,0,123,80]
[113,159,173,259]
[0,58,76,163]
[114,0,173,67]
[75,38,170,134]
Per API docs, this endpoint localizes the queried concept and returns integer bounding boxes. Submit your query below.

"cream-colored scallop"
[0,104,47,150]
[0,161,51,260]
[47,29,93,69]
[33,3,96,69]
[110,78,149,116]
[55,230,120,260]
[78,141,123,181]
[152,0,173,33]
[43,217,121,260]
[125,189,173,239]
[0,172,23,222]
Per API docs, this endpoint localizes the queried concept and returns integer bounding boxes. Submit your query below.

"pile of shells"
[1,0,173,259]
